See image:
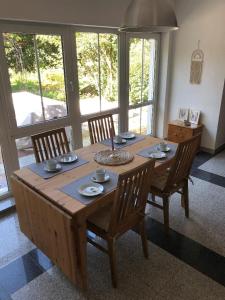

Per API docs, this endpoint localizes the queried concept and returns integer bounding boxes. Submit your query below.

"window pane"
[129,38,142,105]
[129,38,156,106]
[76,32,100,115]
[3,33,68,127]
[36,35,67,121]
[113,114,119,135]
[99,33,118,111]
[76,32,118,115]
[129,105,153,135]
[0,146,8,196]
[142,39,156,102]
[4,33,44,126]
[82,122,90,147]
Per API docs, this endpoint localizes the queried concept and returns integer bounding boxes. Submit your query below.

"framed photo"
[189,109,200,125]
[178,108,189,121]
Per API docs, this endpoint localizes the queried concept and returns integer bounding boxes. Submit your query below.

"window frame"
[0,20,160,199]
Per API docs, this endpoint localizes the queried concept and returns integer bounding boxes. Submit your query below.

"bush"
[10,70,66,101]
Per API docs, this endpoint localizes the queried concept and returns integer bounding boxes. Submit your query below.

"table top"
[13,136,175,217]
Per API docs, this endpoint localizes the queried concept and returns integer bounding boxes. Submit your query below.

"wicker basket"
[94,149,134,166]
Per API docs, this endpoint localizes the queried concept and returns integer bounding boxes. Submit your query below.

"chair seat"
[87,203,112,232]
[151,172,169,191]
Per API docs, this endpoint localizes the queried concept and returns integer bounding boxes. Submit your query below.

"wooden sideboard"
[167,120,203,143]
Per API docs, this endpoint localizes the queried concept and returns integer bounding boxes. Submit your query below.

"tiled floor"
[198,150,225,177]
[1,151,225,299]
[0,213,35,268]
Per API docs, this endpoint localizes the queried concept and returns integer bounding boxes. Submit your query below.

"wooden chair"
[88,113,115,144]
[87,159,155,288]
[31,127,70,163]
[147,134,201,233]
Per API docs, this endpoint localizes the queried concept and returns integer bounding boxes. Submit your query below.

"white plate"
[157,145,171,152]
[58,153,78,163]
[119,132,136,139]
[113,138,127,145]
[44,163,62,173]
[149,152,167,159]
[78,183,104,197]
[91,174,110,183]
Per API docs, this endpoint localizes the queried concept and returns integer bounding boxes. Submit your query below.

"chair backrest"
[88,113,115,144]
[108,159,155,236]
[164,134,201,191]
[31,127,70,163]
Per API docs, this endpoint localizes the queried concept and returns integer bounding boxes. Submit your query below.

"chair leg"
[162,196,170,233]
[139,219,149,259]
[181,190,185,208]
[183,180,189,218]
[107,237,117,288]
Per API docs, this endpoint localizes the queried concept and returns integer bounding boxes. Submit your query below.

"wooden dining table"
[11,136,175,290]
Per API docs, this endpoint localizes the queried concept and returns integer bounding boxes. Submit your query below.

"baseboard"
[200,143,225,155]
[215,143,225,154]
[0,204,16,217]
[200,146,215,154]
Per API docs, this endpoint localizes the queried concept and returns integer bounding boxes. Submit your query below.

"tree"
[4,33,62,73]
[76,32,118,101]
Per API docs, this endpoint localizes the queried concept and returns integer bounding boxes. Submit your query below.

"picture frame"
[189,109,200,125]
[178,108,189,121]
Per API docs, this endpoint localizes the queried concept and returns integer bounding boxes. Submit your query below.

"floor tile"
[198,150,225,177]
[0,253,44,294]
[0,213,35,267]
[144,217,225,287]
[28,248,53,271]
[0,282,12,300]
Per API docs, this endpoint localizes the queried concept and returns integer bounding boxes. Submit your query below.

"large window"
[128,36,158,135]
[0,23,159,200]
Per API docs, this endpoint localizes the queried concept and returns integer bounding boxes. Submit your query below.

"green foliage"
[4,33,62,73]
[4,32,155,106]
[10,70,65,101]
[129,38,154,105]
[76,32,118,101]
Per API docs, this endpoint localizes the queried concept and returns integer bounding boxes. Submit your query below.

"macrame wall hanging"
[190,41,204,84]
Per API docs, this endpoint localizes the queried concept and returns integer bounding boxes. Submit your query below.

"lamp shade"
[119,0,178,33]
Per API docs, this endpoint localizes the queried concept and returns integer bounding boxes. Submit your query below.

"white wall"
[168,0,225,151]
[216,81,225,149]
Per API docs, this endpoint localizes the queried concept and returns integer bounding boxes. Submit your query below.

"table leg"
[72,216,88,290]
